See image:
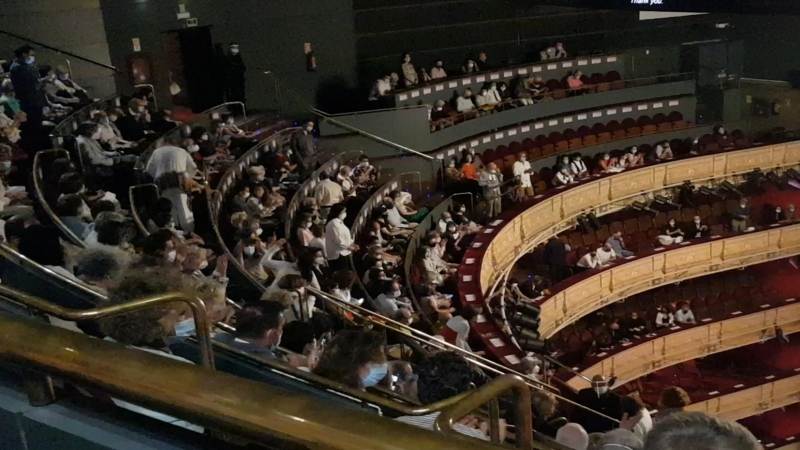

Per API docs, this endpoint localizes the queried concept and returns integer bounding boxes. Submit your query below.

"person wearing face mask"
[574,374,622,433]
[689,215,709,238]
[569,154,588,178]
[94,110,133,149]
[461,59,479,74]
[430,99,453,122]
[337,165,357,197]
[42,69,81,107]
[314,330,391,390]
[401,53,418,87]
[324,204,359,272]
[479,162,503,217]
[784,204,798,223]
[768,205,787,225]
[224,43,247,112]
[0,85,22,120]
[57,194,95,240]
[291,120,317,176]
[654,140,674,161]
[56,65,90,101]
[313,171,344,220]
[115,99,150,142]
[658,219,684,245]
[297,216,315,247]
[513,152,535,200]
[456,88,477,115]
[541,42,568,61]
[431,59,447,79]
[10,44,47,136]
[731,199,750,231]
[475,86,499,110]
[598,152,619,172]
[620,146,644,168]
[75,122,122,176]
[215,301,286,360]
[554,166,575,187]
[353,155,377,186]
[515,76,534,106]
[375,280,414,320]
[231,185,263,217]
[443,221,466,259]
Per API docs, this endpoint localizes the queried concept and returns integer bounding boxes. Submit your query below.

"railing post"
[22,370,57,406]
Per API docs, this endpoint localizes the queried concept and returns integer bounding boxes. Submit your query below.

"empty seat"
[623,218,639,234]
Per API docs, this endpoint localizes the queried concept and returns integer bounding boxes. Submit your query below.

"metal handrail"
[129,183,159,237]
[133,84,157,110]
[0,284,214,368]
[436,375,532,449]
[0,313,513,450]
[310,106,434,161]
[0,243,106,303]
[0,29,119,73]
[32,149,87,248]
[50,95,122,140]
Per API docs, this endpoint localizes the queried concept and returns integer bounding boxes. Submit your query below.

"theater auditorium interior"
[4,0,800,449]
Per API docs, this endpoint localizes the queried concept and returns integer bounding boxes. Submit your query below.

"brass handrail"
[129,183,159,237]
[435,375,532,449]
[0,285,214,368]
[32,148,87,248]
[0,243,106,303]
[0,312,507,450]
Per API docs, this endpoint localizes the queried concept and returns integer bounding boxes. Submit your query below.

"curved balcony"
[456,141,800,368]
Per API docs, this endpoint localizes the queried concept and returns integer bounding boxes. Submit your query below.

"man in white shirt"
[512,152,534,199]
[456,88,476,113]
[313,171,344,220]
[368,75,392,101]
[144,144,197,181]
[384,200,416,229]
[596,243,617,266]
[655,307,674,328]
[374,280,413,320]
[478,163,503,217]
[553,167,575,186]
[675,303,696,324]
[475,87,498,109]
[576,250,600,270]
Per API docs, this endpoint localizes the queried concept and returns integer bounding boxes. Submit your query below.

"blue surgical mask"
[174,318,196,337]
[362,363,388,387]
[26,56,35,65]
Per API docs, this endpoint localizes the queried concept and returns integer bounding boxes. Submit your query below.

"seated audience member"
[461,59,479,74]
[374,280,414,321]
[431,60,447,79]
[55,65,90,102]
[569,154,588,178]
[74,247,129,294]
[596,428,643,450]
[146,143,197,182]
[541,42,568,60]
[674,302,696,325]
[384,196,417,230]
[75,122,123,176]
[95,110,133,149]
[555,423,589,450]
[731,198,750,231]
[557,155,571,172]
[435,307,481,352]
[456,89,476,114]
[115,99,150,142]
[689,215,709,238]
[657,386,691,416]
[401,53,418,87]
[325,204,357,272]
[515,77,534,106]
[529,76,548,102]
[368,75,393,102]
[655,306,675,329]
[567,71,586,92]
[313,330,389,389]
[576,248,602,270]
[417,283,455,323]
[624,311,646,337]
[430,100,454,123]
[396,352,490,440]
[654,141,674,161]
[215,301,286,360]
[784,204,798,222]
[353,155,377,186]
[42,70,81,106]
[658,219,684,245]
[475,86,499,109]
[57,193,93,239]
[18,225,79,281]
[329,269,363,306]
[768,205,787,225]
[606,231,634,257]
[554,166,575,186]
[460,153,479,181]
[620,147,644,168]
[313,171,344,220]
[598,153,620,172]
[390,190,427,223]
[645,412,761,450]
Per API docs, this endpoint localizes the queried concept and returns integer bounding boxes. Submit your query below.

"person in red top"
[435,306,482,352]
[460,153,479,181]
[567,70,588,95]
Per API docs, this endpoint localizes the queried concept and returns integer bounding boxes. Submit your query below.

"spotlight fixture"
[518,336,548,353]
[786,169,800,182]
[720,180,745,197]
[631,201,659,214]
[654,195,679,207]
[510,311,540,329]
[699,186,722,197]
[766,171,785,190]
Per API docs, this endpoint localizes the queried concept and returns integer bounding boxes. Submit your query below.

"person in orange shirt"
[460,153,479,181]
[567,70,588,95]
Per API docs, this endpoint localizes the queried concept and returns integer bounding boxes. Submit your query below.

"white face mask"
[694,220,700,224]
[166,250,177,262]
[174,318,196,337]
[91,130,102,140]
[201,135,209,141]
[777,209,782,214]
[241,192,250,199]
[198,259,209,270]
[227,119,235,125]
[390,290,402,298]
[314,256,325,265]
[669,221,675,226]
[719,128,725,134]
[256,228,263,236]
[631,148,637,154]
[604,156,610,160]
[520,157,526,162]
[244,246,256,256]
[460,208,466,213]
[231,48,240,55]
[100,117,110,125]
[110,115,118,122]
[339,212,347,220]
[187,144,199,153]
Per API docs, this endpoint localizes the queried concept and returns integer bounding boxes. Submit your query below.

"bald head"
[644,412,760,450]
[556,423,589,450]
[598,429,643,450]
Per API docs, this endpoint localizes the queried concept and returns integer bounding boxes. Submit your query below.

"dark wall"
[100,0,358,114]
